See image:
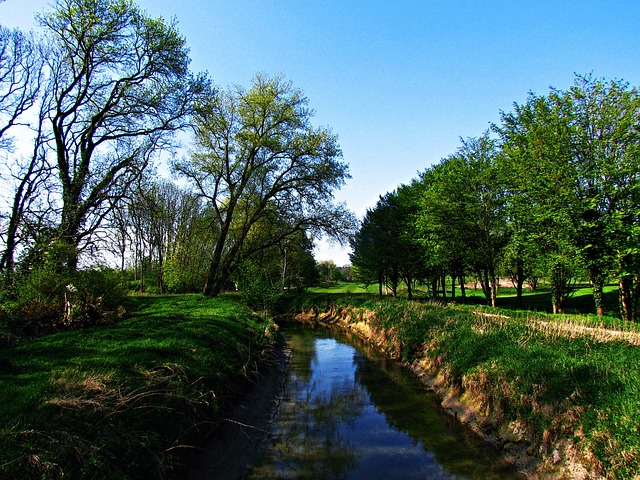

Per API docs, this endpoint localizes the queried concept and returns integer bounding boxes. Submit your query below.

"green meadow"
[0,294,276,479]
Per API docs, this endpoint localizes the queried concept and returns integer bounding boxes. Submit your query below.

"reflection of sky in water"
[247,327,523,480]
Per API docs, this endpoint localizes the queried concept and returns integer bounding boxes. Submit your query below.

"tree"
[350,190,424,298]
[175,74,354,296]
[0,26,51,284]
[415,134,507,306]
[0,26,42,151]
[39,0,206,271]
[497,75,640,316]
[387,186,426,300]
[497,89,582,314]
[350,203,388,296]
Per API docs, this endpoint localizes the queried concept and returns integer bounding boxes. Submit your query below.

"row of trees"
[351,75,640,321]
[0,0,353,326]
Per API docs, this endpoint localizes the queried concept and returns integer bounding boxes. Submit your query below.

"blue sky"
[3,1,640,265]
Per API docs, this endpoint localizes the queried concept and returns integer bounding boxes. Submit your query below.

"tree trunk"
[619,274,640,322]
[591,272,605,317]
[550,264,570,315]
[491,274,498,308]
[515,258,525,307]
[458,272,466,301]
[431,277,438,299]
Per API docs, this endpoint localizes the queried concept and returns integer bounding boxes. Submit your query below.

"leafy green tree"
[497,89,582,314]
[497,75,640,316]
[350,204,387,295]
[175,74,354,296]
[415,133,507,306]
[40,0,206,271]
[568,76,640,319]
[235,229,317,310]
[123,179,207,293]
[350,190,424,298]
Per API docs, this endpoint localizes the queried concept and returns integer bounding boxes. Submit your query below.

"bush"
[1,266,126,336]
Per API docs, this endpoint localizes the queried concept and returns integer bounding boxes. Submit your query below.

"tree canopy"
[174,74,355,296]
[352,74,640,318]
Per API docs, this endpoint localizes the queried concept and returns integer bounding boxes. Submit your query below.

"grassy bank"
[0,294,277,479]
[280,292,640,478]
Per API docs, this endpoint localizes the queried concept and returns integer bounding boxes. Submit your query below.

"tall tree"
[350,190,423,298]
[39,0,206,271]
[175,74,354,296]
[350,203,387,296]
[0,26,49,278]
[497,75,640,316]
[497,89,583,314]
[415,133,507,306]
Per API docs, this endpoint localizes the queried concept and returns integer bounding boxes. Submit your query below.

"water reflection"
[247,323,523,479]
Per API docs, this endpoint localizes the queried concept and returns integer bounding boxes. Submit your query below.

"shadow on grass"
[304,282,622,319]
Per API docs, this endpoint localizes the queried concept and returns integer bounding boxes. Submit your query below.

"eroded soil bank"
[290,308,594,480]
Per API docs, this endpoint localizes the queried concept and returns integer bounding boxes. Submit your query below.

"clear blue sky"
[4,0,640,265]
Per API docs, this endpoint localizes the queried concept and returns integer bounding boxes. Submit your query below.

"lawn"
[311,280,622,320]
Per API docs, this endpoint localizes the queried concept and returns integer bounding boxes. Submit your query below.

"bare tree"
[0,26,42,152]
[0,26,51,280]
[38,0,207,271]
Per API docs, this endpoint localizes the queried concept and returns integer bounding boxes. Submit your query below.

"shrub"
[1,266,126,336]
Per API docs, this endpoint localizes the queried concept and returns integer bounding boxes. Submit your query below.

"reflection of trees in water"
[248,330,368,479]
[352,354,523,479]
[249,325,521,479]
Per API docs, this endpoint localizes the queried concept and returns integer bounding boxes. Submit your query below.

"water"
[246,322,524,479]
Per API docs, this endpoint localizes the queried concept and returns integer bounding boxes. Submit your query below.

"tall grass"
[0,294,277,479]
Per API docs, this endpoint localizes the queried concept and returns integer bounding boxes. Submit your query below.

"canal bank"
[246,321,525,479]
[185,333,291,480]
[288,304,598,479]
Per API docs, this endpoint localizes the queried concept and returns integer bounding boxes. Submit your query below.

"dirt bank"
[291,308,591,480]
[183,336,290,480]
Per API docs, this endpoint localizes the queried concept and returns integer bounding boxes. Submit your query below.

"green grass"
[281,292,640,478]
[312,281,622,319]
[0,294,276,480]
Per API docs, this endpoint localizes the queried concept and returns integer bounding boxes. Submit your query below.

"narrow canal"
[245,321,524,479]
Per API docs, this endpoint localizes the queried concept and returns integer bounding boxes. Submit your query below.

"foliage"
[497,75,640,316]
[351,74,640,319]
[174,73,355,296]
[413,133,507,305]
[350,189,425,298]
[1,263,126,336]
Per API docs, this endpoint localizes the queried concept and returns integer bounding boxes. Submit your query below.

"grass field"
[310,280,622,319]
[0,294,276,479]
